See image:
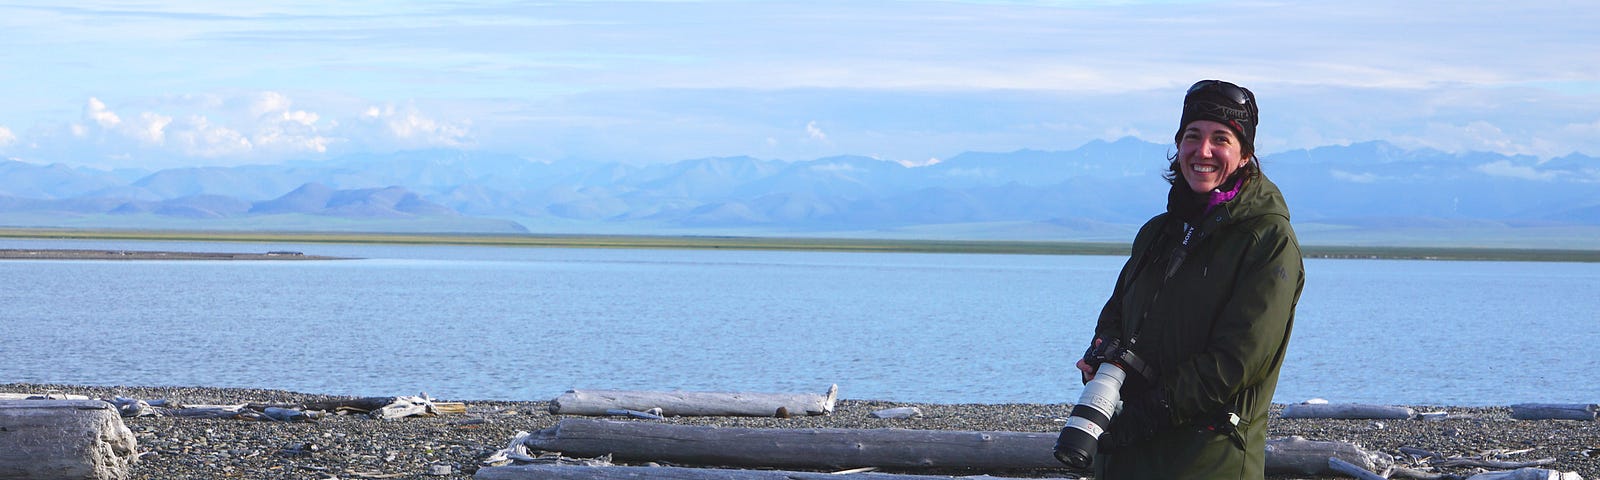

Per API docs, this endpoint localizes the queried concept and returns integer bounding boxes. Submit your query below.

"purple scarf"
[1204,176,1245,214]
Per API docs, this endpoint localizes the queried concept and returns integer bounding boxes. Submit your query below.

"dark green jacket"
[1092,172,1304,479]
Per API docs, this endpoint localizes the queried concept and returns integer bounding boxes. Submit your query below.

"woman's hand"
[1077,338,1103,383]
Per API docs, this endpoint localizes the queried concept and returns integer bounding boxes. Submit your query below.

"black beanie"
[1175,80,1258,154]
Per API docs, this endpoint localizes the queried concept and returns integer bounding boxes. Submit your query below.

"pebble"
[4,383,1596,479]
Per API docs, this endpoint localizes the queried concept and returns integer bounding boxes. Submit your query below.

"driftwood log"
[1329,457,1388,480]
[870,407,923,419]
[102,394,464,421]
[524,418,1059,470]
[0,393,92,400]
[164,404,250,419]
[1265,436,1389,476]
[1280,403,1417,419]
[551,385,837,417]
[296,395,464,419]
[1434,457,1558,470]
[1464,468,1584,480]
[521,419,1385,475]
[0,400,138,480]
[476,464,1073,479]
[1509,403,1598,421]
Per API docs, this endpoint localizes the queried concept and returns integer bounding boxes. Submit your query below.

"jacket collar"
[1162,171,1290,240]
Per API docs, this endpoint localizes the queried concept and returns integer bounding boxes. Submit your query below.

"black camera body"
[1053,339,1153,469]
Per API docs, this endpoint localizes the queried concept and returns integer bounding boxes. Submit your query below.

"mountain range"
[2,137,1597,247]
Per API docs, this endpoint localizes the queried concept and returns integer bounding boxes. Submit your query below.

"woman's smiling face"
[1177,120,1248,194]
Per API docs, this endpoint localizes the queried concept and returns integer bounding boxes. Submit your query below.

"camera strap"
[1126,218,1207,346]
[1111,347,1157,382]
[1165,221,1204,281]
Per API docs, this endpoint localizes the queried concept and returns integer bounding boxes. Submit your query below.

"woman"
[1055,80,1304,479]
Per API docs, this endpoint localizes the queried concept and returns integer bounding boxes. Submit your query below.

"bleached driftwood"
[1433,457,1557,469]
[476,464,1075,479]
[603,408,665,420]
[870,407,923,419]
[1329,457,1388,480]
[523,418,1060,470]
[485,431,624,468]
[370,395,436,420]
[1397,446,1564,476]
[0,392,92,400]
[550,385,837,417]
[1280,403,1416,419]
[1265,436,1390,476]
[516,421,1386,476]
[1509,403,1598,421]
[0,400,138,480]
[1464,468,1584,480]
[99,393,461,421]
[1387,465,1456,480]
[302,394,461,419]
[302,396,399,413]
[110,397,158,417]
[261,407,318,422]
[166,404,249,419]
[485,431,541,465]
[116,402,304,421]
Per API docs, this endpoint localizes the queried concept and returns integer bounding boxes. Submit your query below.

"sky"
[0,0,1597,170]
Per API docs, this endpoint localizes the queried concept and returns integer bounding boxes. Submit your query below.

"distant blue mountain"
[1,139,1596,246]
[0,161,128,199]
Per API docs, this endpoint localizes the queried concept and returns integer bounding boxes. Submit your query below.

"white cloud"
[1330,170,1379,183]
[1550,118,1600,157]
[282,110,319,126]
[1393,121,1525,157]
[811,162,859,173]
[806,121,828,142]
[27,93,349,166]
[1475,160,1557,181]
[77,98,172,146]
[0,126,14,147]
[253,125,331,154]
[252,92,320,126]
[246,92,332,153]
[897,157,941,168]
[136,112,172,146]
[86,97,121,128]
[170,115,252,158]
[1102,126,1142,142]
[361,103,470,148]
[250,92,294,118]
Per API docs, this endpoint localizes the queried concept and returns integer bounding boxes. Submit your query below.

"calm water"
[1,238,1595,406]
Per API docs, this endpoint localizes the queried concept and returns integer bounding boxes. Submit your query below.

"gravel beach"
[3,383,1595,479]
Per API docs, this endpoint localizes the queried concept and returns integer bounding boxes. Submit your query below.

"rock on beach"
[3,383,1595,480]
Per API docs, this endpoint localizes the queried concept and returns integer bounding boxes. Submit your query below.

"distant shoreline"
[0,248,348,261]
[2,227,1597,262]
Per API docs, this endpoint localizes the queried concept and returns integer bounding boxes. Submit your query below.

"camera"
[1053,339,1152,469]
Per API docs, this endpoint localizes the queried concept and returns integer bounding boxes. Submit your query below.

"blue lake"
[1,238,1596,406]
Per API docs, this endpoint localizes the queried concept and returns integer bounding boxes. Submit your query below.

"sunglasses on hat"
[1187,80,1252,106]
